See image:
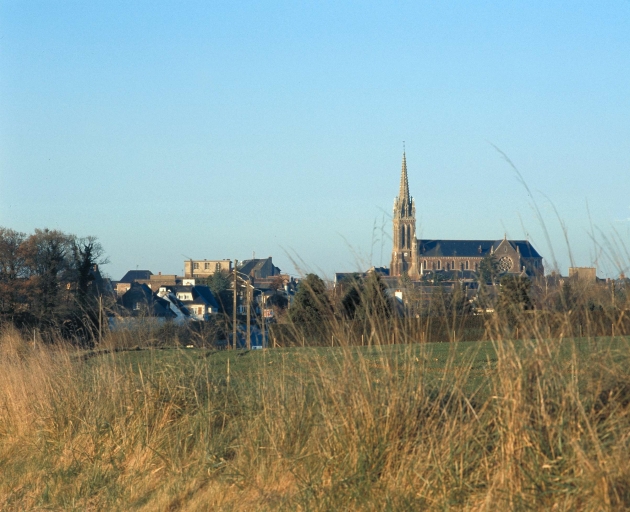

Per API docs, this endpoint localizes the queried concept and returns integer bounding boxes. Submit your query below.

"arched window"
[460,263,465,271]
[465,261,469,270]
[437,260,441,270]
[401,226,405,248]
[406,226,411,248]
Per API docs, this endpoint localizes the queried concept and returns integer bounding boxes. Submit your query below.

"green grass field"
[101,335,630,398]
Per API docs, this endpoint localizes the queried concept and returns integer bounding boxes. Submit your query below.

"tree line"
[0,227,107,334]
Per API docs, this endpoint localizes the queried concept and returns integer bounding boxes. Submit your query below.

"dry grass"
[1,315,630,510]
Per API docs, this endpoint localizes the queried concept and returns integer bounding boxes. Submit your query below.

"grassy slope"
[2,336,630,510]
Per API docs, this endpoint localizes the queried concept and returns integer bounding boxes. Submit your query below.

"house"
[115,270,153,296]
[238,257,281,279]
[157,283,220,321]
[119,282,178,318]
[184,259,232,279]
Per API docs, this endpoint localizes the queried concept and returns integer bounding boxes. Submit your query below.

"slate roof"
[191,285,220,310]
[417,240,542,259]
[119,270,153,283]
[160,284,220,310]
[239,258,281,278]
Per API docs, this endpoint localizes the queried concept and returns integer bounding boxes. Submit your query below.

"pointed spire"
[398,147,410,203]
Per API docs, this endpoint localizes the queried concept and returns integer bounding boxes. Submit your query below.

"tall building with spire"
[390,151,418,277]
[389,152,544,280]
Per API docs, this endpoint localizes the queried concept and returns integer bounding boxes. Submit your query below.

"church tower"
[390,151,418,277]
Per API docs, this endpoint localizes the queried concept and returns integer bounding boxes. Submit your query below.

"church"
[390,152,544,280]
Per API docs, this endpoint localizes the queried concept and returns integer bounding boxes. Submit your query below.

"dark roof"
[119,270,153,283]
[192,285,220,309]
[160,284,219,310]
[335,272,366,284]
[510,241,542,258]
[417,240,541,259]
[239,258,281,278]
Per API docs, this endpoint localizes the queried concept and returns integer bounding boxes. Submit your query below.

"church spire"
[395,147,412,218]
[399,147,410,203]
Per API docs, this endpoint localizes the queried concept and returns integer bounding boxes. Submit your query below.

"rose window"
[498,256,513,273]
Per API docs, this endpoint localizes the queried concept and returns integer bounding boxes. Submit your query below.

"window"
[216,263,221,271]
[460,263,465,272]
[446,262,450,271]
[474,262,478,271]
[437,260,441,270]
[465,261,469,270]
[204,262,210,270]
[193,262,199,269]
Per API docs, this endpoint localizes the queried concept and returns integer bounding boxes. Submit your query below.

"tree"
[0,228,28,317]
[341,273,393,321]
[361,273,393,320]
[448,281,471,316]
[71,236,108,308]
[341,278,363,319]
[22,229,73,322]
[478,254,501,285]
[497,275,533,325]
[206,271,231,313]
[289,273,332,325]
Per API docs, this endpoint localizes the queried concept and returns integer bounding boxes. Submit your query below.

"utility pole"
[261,292,266,348]
[232,259,238,350]
[246,282,251,350]
[98,294,103,345]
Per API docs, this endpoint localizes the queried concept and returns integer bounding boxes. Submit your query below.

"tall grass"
[2,307,630,510]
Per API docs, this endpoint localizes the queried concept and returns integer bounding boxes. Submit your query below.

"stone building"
[184,259,232,279]
[390,152,544,279]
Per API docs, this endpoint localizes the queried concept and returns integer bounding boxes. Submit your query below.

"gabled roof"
[160,284,220,310]
[192,285,220,309]
[119,270,153,283]
[238,257,281,278]
[418,240,541,259]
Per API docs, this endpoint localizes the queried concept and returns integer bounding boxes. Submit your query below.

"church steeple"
[394,150,413,219]
[391,149,418,278]
[399,151,410,204]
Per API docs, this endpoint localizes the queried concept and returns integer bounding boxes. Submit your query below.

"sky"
[1,1,629,281]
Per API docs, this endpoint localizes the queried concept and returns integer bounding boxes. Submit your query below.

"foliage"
[288,273,331,324]
[342,273,393,320]
[267,291,288,310]
[497,275,533,325]
[0,226,107,331]
[478,253,501,285]
[72,236,108,308]
[205,271,231,313]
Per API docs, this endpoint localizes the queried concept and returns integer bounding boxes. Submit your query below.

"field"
[2,327,630,511]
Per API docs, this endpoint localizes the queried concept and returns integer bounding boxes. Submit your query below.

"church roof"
[417,240,542,259]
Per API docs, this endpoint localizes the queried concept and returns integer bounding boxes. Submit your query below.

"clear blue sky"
[1,1,629,280]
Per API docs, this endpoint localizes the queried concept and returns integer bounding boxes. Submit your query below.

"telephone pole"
[232,259,238,350]
[246,283,251,350]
